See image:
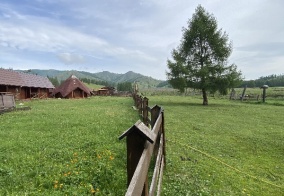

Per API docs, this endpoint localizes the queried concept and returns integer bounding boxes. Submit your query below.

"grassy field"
[0,97,137,195]
[83,83,104,91]
[0,96,283,195]
[149,96,284,195]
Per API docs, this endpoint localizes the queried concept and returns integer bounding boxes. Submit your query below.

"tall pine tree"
[167,5,242,105]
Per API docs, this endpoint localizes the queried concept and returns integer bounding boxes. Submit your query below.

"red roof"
[52,75,91,97]
[0,69,54,88]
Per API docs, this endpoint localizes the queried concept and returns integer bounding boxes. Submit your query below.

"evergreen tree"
[167,5,242,105]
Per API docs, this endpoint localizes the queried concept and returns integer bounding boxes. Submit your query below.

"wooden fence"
[119,94,166,196]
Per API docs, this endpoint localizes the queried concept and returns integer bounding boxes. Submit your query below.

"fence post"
[241,85,247,101]
[151,105,161,128]
[136,95,140,109]
[229,88,236,100]
[142,97,149,126]
[134,94,136,106]
[150,105,162,163]
[119,121,154,196]
[0,94,4,111]
[161,110,166,167]
[138,96,143,115]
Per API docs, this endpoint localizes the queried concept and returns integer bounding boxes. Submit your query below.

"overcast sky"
[0,0,283,80]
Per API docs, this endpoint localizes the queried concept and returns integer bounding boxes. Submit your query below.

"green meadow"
[0,96,283,195]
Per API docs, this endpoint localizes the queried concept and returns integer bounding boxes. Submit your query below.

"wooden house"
[0,69,54,100]
[52,75,92,98]
[96,86,116,96]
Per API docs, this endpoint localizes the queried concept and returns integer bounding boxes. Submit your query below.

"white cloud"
[57,53,85,65]
[0,0,284,80]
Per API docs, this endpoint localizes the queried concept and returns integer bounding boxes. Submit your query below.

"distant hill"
[18,69,169,88]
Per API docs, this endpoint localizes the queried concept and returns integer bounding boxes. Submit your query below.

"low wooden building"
[0,69,54,100]
[95,86,116,96]
[52,75,92,98]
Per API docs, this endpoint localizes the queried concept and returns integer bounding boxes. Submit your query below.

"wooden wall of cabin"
[0,85,50,99]
[0,85,7,92]
[73,89,83,98]
[65,89,87,98]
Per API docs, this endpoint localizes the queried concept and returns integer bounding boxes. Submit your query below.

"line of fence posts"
[119,93,166,196]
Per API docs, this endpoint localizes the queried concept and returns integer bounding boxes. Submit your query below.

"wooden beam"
[125,114,162,196]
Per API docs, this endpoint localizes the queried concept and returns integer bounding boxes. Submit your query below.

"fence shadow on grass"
[154,99,241,108]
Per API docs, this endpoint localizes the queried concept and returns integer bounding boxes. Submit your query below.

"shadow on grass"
[242,100,284,107]
[154,99,240,108]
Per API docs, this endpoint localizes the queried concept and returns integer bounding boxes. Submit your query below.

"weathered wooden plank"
[151,105,162,128]
[121,95,166,196]
[0,95,4,108]
[161,111,166,166]
[126,130,148,195]
[157,156,164,196]
[149,134,163,196]
[119,120,154,144]
[125,140,155,196]
[125,114,162,196]
[142,97,149,126]
[151,113,162,134]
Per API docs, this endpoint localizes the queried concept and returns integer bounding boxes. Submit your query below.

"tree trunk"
[202,88,208,105]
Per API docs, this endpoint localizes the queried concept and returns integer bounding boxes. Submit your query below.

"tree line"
[47,76,115,87]
[239,74,284,88]
[47,76,60,87]
[80,77,114,87]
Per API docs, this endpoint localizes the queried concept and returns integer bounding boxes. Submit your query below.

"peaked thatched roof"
[52,75,91,97]
[0,69,54,88]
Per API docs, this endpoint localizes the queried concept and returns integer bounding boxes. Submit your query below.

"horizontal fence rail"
[119,94,166,196]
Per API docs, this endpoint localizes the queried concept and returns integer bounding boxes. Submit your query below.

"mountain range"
[19,69,169,88]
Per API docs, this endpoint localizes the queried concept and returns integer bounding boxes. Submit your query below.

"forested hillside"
[19,69,168,88]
